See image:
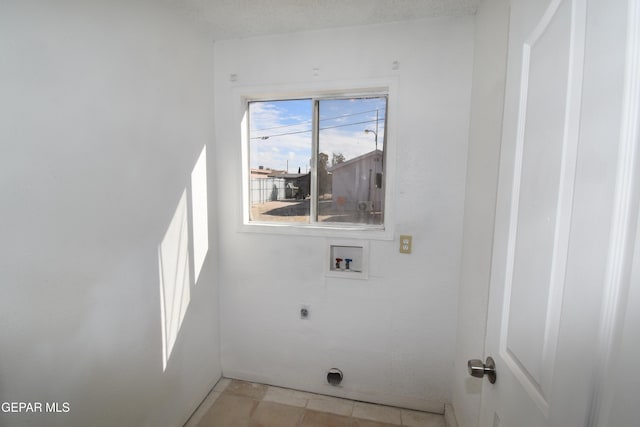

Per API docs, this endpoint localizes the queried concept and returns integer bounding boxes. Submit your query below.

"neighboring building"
[327,150,383,212]
[250,166,283,180]
[249,168,310,203]
[276,173,310,200]
[250,167,285,203]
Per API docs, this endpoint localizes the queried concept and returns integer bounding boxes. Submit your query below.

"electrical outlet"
[399,235,412,254]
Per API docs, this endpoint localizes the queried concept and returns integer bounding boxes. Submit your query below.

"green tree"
[331,152,346,166]
[318,152,331,196]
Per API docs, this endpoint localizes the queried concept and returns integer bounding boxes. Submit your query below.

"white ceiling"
[180,0,480,40]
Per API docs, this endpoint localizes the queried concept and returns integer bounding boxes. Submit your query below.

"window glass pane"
[318,97,387,225]
[248,99,312,223]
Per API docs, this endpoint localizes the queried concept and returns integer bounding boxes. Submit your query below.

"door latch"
[467,356,497,384]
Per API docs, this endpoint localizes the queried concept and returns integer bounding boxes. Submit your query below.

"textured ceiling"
[179,0,479,40]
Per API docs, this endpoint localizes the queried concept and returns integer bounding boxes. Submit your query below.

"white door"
[478,0,639,425]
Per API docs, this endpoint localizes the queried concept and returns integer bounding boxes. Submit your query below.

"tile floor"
[185,378,446,427]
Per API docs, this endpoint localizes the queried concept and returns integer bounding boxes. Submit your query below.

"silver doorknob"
[467,356,497,384]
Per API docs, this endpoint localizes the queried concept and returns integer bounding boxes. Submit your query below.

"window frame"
[238,80,397,240]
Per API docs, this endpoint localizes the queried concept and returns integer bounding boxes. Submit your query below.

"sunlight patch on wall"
[191,146,208,283]
[158,190,191,372]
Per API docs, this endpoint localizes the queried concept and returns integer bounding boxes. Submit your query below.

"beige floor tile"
[185,391,222,427]
[209,391,222,405]
[400,409,446,427]
[263,386,312,408]
[197,394,257,427]
[299,409,352,427]
[306,394,354,416]
[352,402,402,425]
[351,418,401,427]
[225,379,269,400]
[213,377,231,393]
[249,401,304,427]
[190,380,444,427]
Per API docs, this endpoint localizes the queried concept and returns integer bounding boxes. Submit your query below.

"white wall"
[605,210,640,427]
[592,1,640,424]
[0,2,220,426]
[451,0,510,426]
[214,17,474,412]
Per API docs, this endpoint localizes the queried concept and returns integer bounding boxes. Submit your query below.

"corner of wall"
[451,0,510,425]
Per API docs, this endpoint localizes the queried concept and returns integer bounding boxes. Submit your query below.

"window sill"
[239,221,394,241]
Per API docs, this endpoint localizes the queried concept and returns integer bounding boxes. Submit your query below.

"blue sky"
[249,97,386,172]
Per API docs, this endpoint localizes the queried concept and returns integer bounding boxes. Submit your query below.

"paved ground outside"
[250,199,382,224]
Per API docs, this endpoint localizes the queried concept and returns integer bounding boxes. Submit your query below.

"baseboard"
[221,370,445,414]
[444,403,459,427]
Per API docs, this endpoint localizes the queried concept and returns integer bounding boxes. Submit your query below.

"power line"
[250,118,386,140]
[251,108,384,133]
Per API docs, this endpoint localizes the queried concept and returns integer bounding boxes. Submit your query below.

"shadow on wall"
[158,146,209,372]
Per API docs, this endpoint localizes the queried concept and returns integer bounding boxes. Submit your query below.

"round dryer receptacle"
[327,368,343,386]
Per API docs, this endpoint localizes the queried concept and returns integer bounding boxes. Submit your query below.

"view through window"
[248,95,387,226]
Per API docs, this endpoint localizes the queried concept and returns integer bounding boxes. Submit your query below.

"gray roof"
[327,150,382,172]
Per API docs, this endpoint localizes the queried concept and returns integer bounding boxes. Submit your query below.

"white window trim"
[236,78,398,240]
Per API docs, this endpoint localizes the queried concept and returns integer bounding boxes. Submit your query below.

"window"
[247,94,388,229]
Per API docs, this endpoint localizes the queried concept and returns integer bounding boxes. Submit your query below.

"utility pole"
[364,109,379,151]
[375,109,379,151]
